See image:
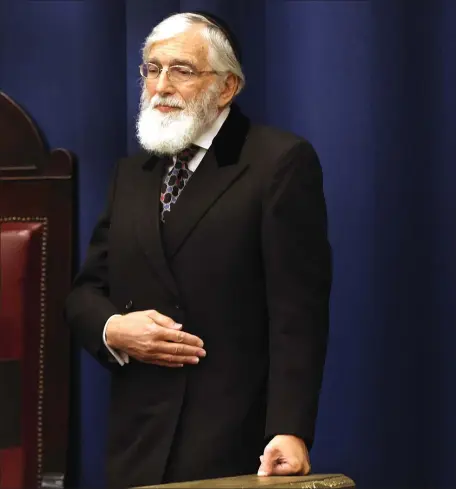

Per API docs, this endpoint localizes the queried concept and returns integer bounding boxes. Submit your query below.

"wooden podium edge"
[133,473,356,488]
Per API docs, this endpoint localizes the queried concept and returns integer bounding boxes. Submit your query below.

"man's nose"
[155,69,175,95]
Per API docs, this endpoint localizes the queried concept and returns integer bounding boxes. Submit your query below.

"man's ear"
[218,73,239,108]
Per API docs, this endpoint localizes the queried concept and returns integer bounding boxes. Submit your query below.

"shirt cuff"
[103,314,129,366]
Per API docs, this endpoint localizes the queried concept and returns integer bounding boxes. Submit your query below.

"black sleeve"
[262,140,332,449]
[64,162,121,368]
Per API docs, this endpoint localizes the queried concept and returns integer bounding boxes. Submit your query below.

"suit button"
[175,304,181,310]
[125,300,133,311]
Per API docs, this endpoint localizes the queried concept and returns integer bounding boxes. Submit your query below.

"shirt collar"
[193,106,231,151]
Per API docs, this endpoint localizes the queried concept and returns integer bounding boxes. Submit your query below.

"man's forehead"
[148,26,209,64]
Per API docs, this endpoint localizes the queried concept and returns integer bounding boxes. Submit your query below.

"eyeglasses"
[139,62,220,83]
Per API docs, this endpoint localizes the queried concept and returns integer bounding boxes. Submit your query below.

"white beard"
[136,84,221,155]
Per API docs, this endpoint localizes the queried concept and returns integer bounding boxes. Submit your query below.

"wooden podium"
[135,473,355,488]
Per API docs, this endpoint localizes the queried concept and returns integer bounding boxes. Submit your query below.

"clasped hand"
[105,309,206,367]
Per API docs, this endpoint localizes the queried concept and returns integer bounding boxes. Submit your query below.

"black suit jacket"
[65,105,332,488]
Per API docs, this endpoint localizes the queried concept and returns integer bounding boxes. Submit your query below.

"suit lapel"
[134,152,180,296]
[162,105,251,259]
[133,105,251,290]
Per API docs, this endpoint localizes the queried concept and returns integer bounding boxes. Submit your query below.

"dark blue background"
[1,1,455,488]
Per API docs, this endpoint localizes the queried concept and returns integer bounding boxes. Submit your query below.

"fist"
[258,435,311,476]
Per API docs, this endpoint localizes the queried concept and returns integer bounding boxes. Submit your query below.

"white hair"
[142,12,245,96]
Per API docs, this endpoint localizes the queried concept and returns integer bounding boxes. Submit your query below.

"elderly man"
[65,11,332,488]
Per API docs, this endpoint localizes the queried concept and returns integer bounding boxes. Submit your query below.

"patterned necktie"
[160,144,199,223]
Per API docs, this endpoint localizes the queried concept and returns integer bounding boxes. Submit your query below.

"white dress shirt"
[103,106,231,365]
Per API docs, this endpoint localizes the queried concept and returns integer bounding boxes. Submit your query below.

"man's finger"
[155,341,206,358]
[257,446,278,476]
[153,353,201,365]
[257,463,270,476]
[161,327,204,348]
[146,309,181,329]
[268,460,303,476]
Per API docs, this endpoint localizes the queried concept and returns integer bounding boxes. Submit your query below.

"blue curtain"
[1,1,455,488]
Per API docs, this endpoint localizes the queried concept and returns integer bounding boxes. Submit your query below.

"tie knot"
[176,144,199,166]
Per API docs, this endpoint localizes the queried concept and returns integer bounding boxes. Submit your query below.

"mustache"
[149,95,186,109]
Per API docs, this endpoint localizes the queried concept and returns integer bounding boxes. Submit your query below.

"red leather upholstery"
[0,222,44,489]
[0,448,22,489]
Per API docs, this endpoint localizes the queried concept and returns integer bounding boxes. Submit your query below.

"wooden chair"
[0,92,75,489]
